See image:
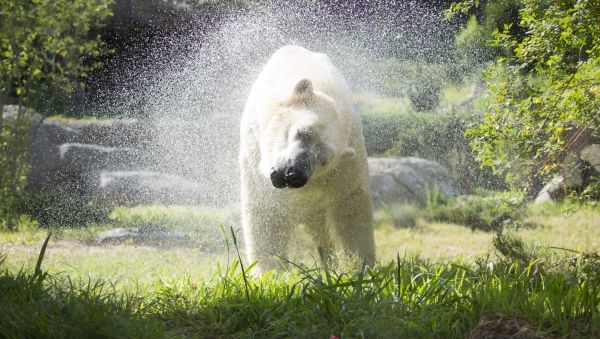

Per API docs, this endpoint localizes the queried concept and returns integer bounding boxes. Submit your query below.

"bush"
[0,107,37,230]
[425,190,527,232]
[464,0,600,195]
[0,198,38,232]
[357,93,506,192]
[374,203,422,229]
[492,232,533,263]
[19,192,109,228]
[372,59,448,112]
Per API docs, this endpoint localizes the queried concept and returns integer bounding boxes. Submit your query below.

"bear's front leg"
[241,200,292,274]
[329,187,376,266]
[303,211,335,264]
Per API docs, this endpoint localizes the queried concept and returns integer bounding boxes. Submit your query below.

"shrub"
[464,0,600,195]
[492,232,533,263]
[0,198,38,232]
[357,93,506,192]
[374,203,422,229]
[19,192,110,228]
[425,190,527,232]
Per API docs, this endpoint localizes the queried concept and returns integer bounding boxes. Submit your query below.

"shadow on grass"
[2,233,600,338]
[0,233,164,338]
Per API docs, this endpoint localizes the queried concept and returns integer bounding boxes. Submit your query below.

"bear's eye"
[296,129,314,142]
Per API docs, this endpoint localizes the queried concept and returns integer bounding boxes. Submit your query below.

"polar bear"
[239,45,375,273]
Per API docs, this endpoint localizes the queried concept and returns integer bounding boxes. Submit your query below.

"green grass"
[2,201,600,337]
[0,235,164,338]
[2,233,600,338]
[109,205,237,250]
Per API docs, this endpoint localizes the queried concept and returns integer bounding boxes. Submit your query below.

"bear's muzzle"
[270,159,312,189]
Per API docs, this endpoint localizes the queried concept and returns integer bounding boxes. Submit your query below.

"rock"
[560,153,585,188]
[65,119,153,148]
[534,176,567,204]
[9,105,229,207]
[3,106,82,193]
[26,116,151,193]
[59,143,141,172]
[96,228,139,243]
[534,144,600,203]
[32,143,143,196]
[581,144,600,173]
[94,170,209,205]
[96,227,192,246]
[368,157,458,206]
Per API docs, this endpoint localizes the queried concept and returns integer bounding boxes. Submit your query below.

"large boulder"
[64,119,153,148]
[368,157,459,206]
[534,176,567,204]
[8,106,233,207]
[26,116,152,193]
[581,144,600,173]
[59,143,141,172]
[28,121,79,187]
[534,143,600,203]
[2,106,74,192]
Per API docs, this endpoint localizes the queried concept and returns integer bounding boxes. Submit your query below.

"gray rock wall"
[368,157,458,206]
[15,105,460,207]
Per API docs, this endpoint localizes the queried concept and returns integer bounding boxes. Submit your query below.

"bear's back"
[247,45,352,111]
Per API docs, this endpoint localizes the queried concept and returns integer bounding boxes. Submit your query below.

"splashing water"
[87,1,456,208]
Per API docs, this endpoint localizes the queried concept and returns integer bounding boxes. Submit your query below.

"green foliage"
[426,190,527,231]
[405,63,446,112]
[449,0,522,80]
[0,203,37,232]
[454,16,497,70]
[466,0,600,195]
[375,203,423,229]
[445,0,480,18]
[0,106,35,226]
[574,176,600,202]
[19,192,110,228]
[0,0,113,112]
[424,182,449,214]
[0,0,112,229]
[492,232,532,263]
[374,60,448,111]
[358,94,506,192]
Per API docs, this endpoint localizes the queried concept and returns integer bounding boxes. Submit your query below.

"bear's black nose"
[270,170,287,188]
[285,166,308,188]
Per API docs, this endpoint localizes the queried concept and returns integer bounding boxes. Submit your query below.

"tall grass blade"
[318,246,332,285]
[34,231,52,279]
[230,226,250,302]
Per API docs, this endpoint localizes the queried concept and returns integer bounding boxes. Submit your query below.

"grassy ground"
[1,201,599,337]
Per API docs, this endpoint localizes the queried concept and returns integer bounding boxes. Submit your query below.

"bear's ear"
[293,79,313,99]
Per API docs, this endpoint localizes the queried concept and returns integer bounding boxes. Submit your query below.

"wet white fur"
[239,45,375,273]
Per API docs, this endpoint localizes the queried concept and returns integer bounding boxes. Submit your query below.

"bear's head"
[258,79,355,189]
